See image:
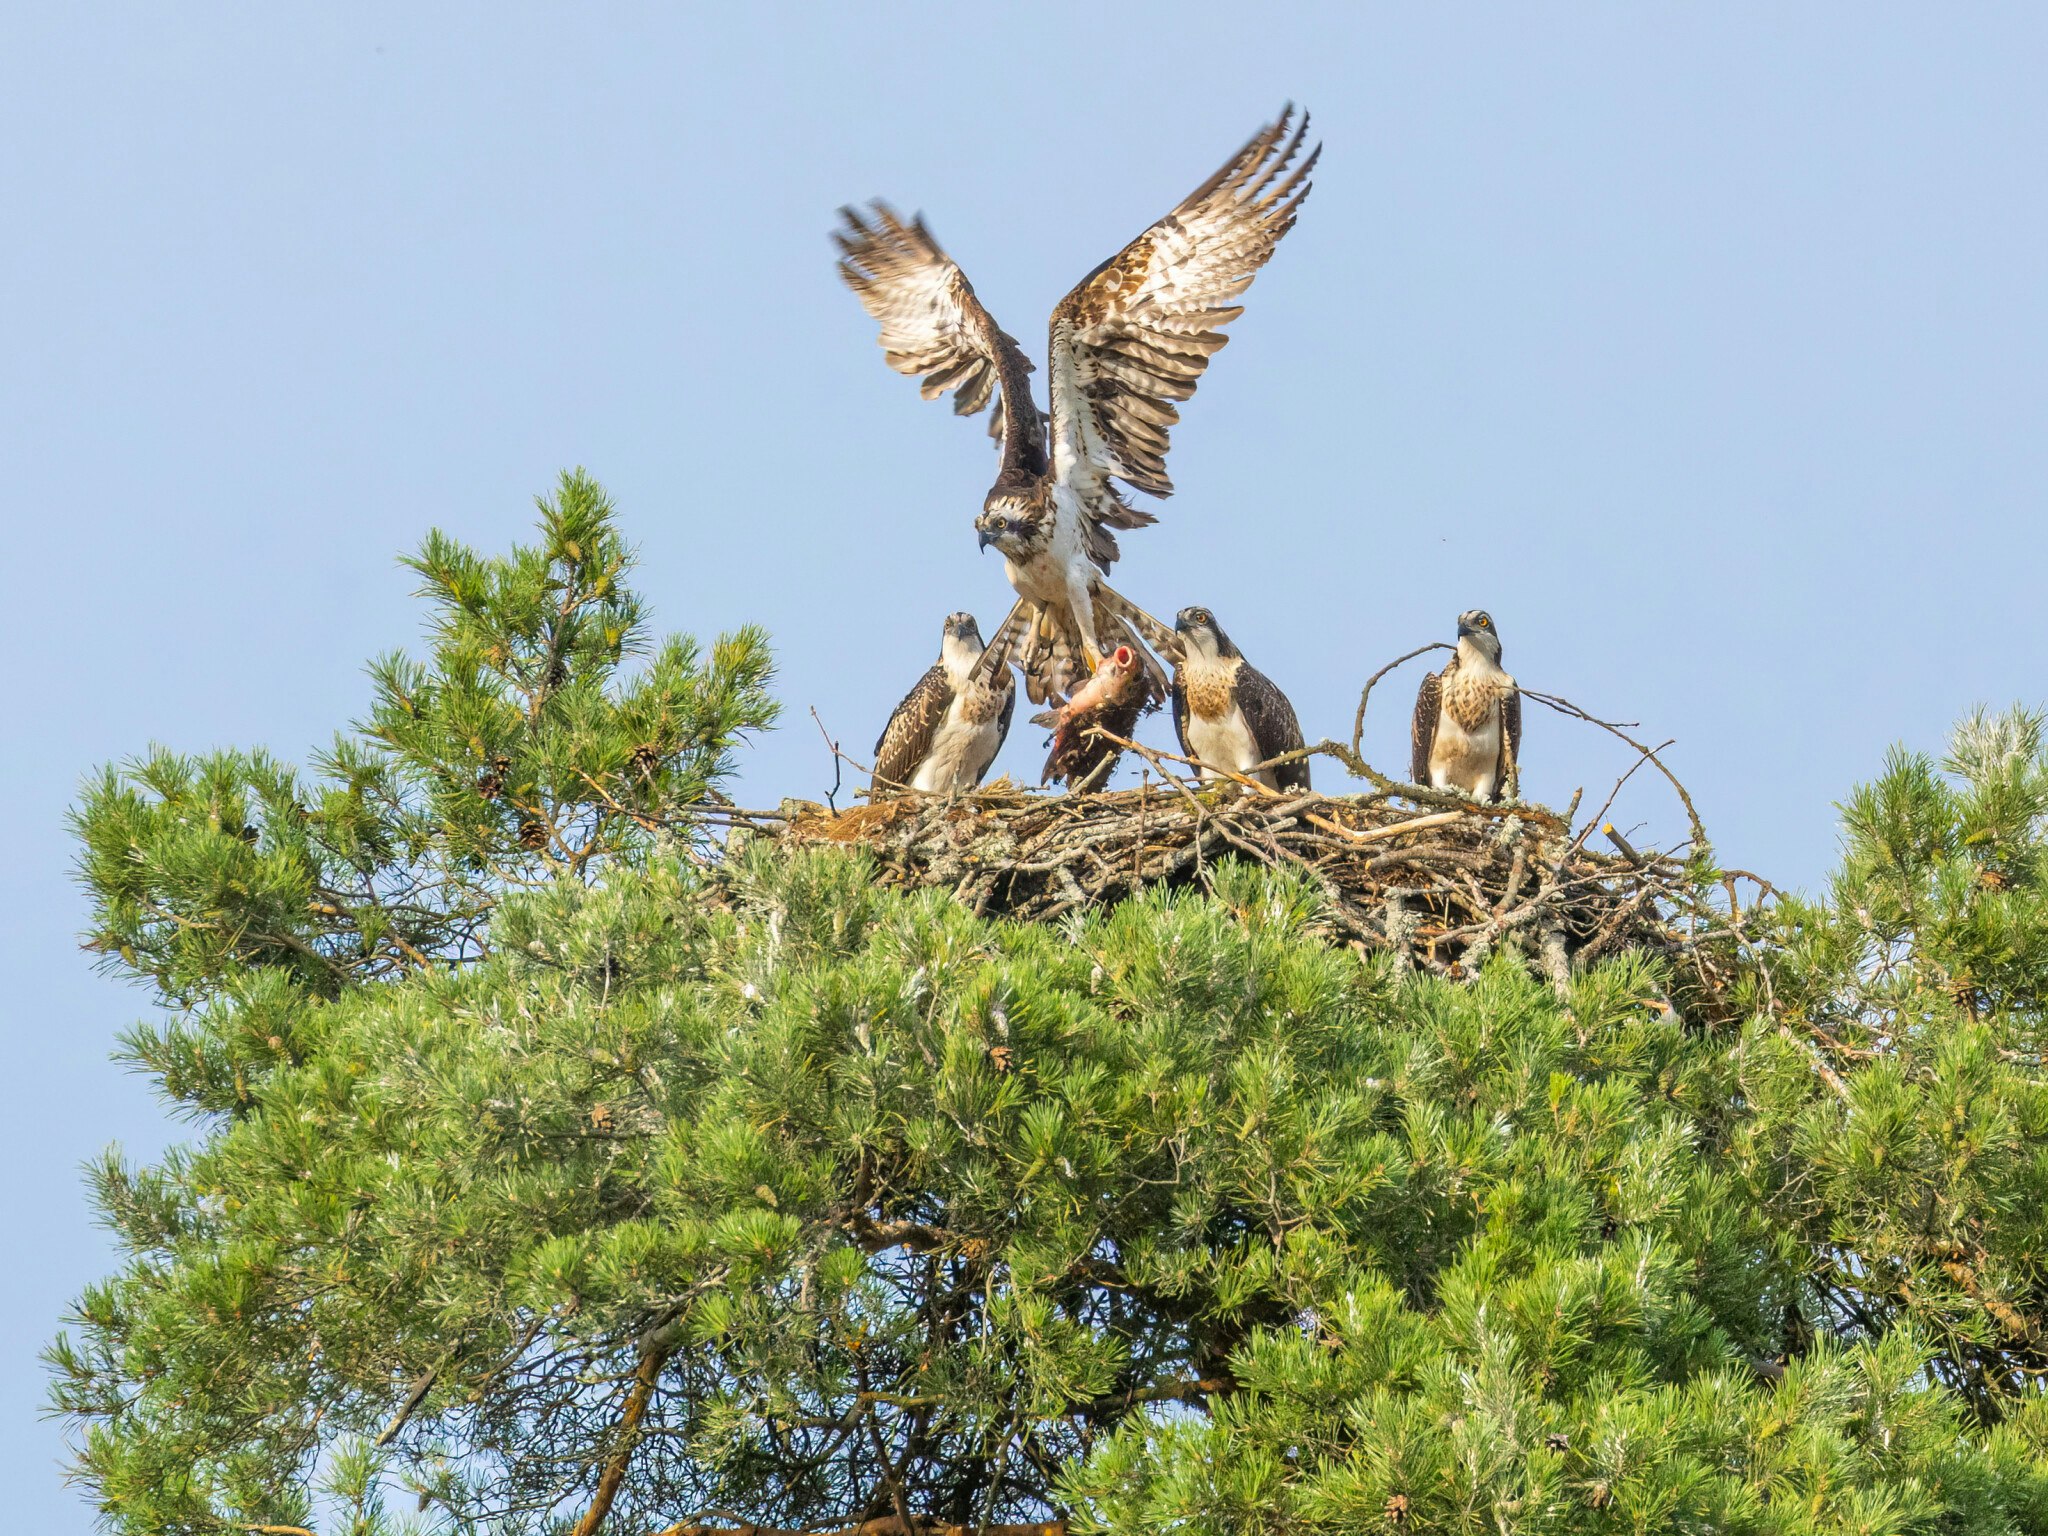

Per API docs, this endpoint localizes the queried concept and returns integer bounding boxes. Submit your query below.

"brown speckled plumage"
[834,109,1318,708]
[1411,648,1521,801]
[872,619,1015,795]
[1169,609,1310,792]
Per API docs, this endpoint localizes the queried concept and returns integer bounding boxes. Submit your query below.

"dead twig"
[374,1364,438,1447]
[1521,687,1706,847]
[1562,739,1674,869]
[1351,642,1453,761]
[810,707,850,812]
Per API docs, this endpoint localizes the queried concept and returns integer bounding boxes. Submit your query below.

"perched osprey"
[834,108,1318,705]
[1034,644,1154,791]
[1170,607,1311,791]
[1410,610,1521,802]
[871,612,1015,795]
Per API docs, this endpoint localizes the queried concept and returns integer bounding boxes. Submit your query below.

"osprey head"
[1456,609,1503,663]
[939,610,986,674]
[1174,605,1240,660]
[975,492,1036,556]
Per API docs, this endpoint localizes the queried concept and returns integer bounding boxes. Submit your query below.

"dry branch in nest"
[704,716,1768,1026]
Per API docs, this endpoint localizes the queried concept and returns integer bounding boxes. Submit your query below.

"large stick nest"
[713,734,1767,1027]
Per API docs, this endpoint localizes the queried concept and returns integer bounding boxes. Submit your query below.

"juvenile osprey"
[872,612,1015,795]
[835,107,1318,704]
[1170,607,1311,791]
[1410,610,1521,801]
[1033,644,1155,791]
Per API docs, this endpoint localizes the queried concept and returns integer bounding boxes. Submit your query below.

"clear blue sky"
[6,5,2046,1525]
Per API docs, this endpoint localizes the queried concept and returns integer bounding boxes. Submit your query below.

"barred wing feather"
[1047,106,1318,534]
[834,203,1045,475]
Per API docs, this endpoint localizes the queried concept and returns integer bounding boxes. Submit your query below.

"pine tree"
[68,470,776,1109]
[1746,706,2048,1419]
[48,493,2048,1534]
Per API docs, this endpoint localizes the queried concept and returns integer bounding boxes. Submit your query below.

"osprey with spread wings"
[835,108,1317,706]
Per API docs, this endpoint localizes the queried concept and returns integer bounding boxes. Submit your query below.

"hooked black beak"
[977,529,994,552]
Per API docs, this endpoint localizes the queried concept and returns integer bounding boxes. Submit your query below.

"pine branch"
[569,1341,675,1536]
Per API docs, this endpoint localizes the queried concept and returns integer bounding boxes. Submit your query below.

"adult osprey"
[1410,610,1521,802]
[872,612,1015,795]
[1170,607,1311,791]
[834,108,1317,705]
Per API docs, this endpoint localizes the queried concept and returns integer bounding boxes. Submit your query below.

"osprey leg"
[1065,581,1107,675]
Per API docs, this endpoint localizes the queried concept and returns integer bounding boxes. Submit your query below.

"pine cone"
[519,815,550,851]
[1384,1493,1409,1524]
[628,743,663,779]
[478,756,511,800]
[1545,1433,1569,1452]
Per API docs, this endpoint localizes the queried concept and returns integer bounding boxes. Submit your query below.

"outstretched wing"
[1410,670,1443,788]
[1496,687,1523,800]
[834,203,1047,479]
[1236,661,1310,791]
[1044,107,1318,562]
[872,663,952,792]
